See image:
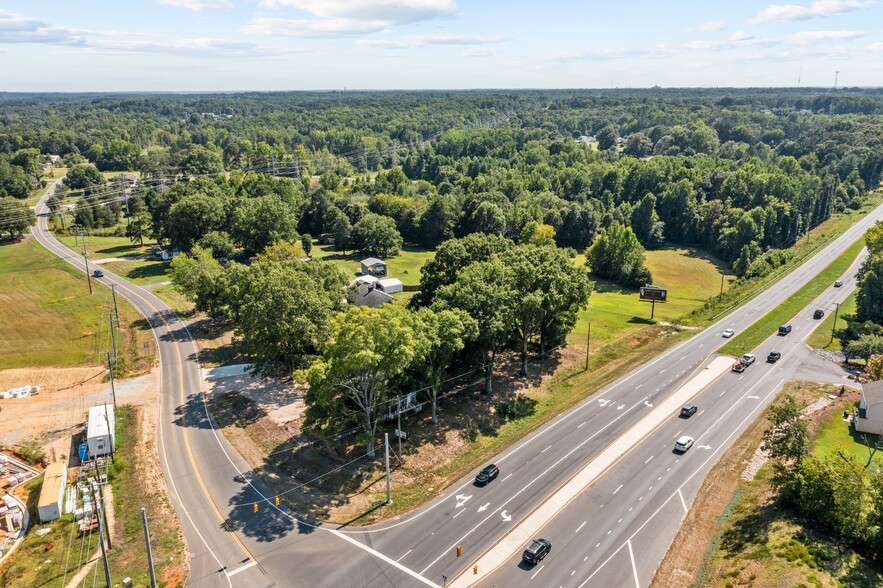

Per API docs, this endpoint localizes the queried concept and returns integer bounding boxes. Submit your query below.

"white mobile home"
[87,404,116,458]
[37,462,67,523]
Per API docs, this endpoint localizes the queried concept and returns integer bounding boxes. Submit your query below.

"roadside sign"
[395,429,408,440]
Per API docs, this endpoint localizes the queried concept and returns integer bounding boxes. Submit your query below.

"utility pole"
[397,396,402,458]
[92,484,112,588]
[830,302,841,345]
[97,476,112,549]
[108,313,118,366]
[73,226,93,295]
[111,284,120,329]
[141,509,158,588]
[106,352,117,410]
[584,322,591,371]
[384,433,391,505]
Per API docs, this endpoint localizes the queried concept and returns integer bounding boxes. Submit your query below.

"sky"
[1,0,881,91]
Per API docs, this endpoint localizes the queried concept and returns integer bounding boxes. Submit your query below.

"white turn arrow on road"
[501,510,512,522]
[455,494,472,508]
[747,395,760,400]
[598,398,611,407]
[697,444,712,450]
[644,401,653,407]
[617,404,625,410]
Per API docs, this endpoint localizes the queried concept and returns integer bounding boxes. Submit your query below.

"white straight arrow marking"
[478,503,490,512]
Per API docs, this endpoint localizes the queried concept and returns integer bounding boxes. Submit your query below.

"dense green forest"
[3,89,883,456]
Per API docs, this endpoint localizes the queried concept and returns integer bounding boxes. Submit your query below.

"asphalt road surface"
[32,183,883,588]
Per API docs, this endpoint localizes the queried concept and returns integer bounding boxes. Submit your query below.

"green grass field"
[813,405,883,469]
[0,239,153,371]
[56,234,156,259]
[570,246,730,349]
[720,238,865,357]
[310,243,436,285]
[806,290,856,351]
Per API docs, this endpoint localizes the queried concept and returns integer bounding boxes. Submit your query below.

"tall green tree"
[412,308,478,424]
[304,305,419,457]
[434,258,515,394]
[350,212,403,257]
[762,394,810,493]
[856,254,883,327]
[64,165,105,190]
[0,197,35,237]
[231,194,300,257]
[167,193,226,251]
[238,261,347,377]
[412,232,512,307]
[586,222,653,288]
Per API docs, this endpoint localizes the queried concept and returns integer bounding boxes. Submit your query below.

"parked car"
[680,404,698,417]
[834,280,843,287]
[722,328,735,338]
[741,354,756,366]
[522,538,552,564]
[767,351,782,363]
[813,309,825,319]
[778,324,792,335]
[674,435,695,452]
[475,464,500,485]
[92,269,104,278]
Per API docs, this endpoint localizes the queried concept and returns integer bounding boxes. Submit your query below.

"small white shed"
[375,278,404,294]
[37,462,67,523]
[360,258,387,277]
[87,404,115,458]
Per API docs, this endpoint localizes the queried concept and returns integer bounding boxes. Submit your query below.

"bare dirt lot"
[0,366,158,455]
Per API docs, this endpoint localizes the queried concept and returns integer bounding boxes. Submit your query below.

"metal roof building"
[87,404,116,459]
[37,462,67,523]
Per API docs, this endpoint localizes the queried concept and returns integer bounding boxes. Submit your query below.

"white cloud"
[242,17,387,37]
[157,0,234,10]
[730,31,779,46]
[247,0,457,38]
[697,20,727,32]
[462,47,493,57]
[686,40,718,50]
[790,29,865,45]
[868,41,883,50]
[258,0,456,23]
[358,33,504,48]
[750,0,874,25]
[0,9,84,45]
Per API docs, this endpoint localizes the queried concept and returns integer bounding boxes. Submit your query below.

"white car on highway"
[674,435,694,452]
[722,328,734,338]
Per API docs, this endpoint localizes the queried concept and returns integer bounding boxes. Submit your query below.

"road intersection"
[32,185,882,587]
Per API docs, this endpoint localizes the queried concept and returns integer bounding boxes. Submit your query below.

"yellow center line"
[34,215,257,565]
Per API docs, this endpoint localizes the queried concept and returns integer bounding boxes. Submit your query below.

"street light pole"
[830,302,840,346]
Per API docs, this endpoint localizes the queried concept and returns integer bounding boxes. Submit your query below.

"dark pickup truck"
[767,351,782,363]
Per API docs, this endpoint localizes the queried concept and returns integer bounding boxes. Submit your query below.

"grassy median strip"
[719,238,866,357]
[806,290,856,351]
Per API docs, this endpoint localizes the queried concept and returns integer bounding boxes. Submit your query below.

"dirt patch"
[650,382,861,588]
[0,366,159,452]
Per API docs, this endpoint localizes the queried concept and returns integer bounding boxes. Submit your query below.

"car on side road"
[92,269,104,278]
[674,436,694,453]
[680,404,698,417]
[813,309,825,319]
[722,328,735,338]
[475,464,500,485]
[834,280,843,287]
[522,539,551,564]
[767,351,782,363]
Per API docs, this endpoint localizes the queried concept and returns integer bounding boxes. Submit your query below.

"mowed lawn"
[55,234,172,285]
[56,234,155,259]
[0,239,148,369]
[310,243,435,286]
[570,246,730,349]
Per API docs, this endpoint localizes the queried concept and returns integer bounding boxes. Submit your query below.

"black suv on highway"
[522,538,551,564]
[767,351,781,363]
[813,309,825,319]
[475,464,500,485]
[680,404,698,417]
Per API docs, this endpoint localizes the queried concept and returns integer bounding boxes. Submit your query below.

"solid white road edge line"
[329,530,441,587]
[448,357,733,588]
[628,540,640,588]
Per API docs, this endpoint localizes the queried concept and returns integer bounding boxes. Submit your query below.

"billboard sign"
[639,286,667,302]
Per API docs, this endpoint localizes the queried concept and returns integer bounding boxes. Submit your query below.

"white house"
[87,404,116,458]
[375,278,404,294]
[360,258,387,277]
[37,462,67,523]
[855,380,883,435]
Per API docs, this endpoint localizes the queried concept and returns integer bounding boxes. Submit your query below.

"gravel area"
[813,348,847,363]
